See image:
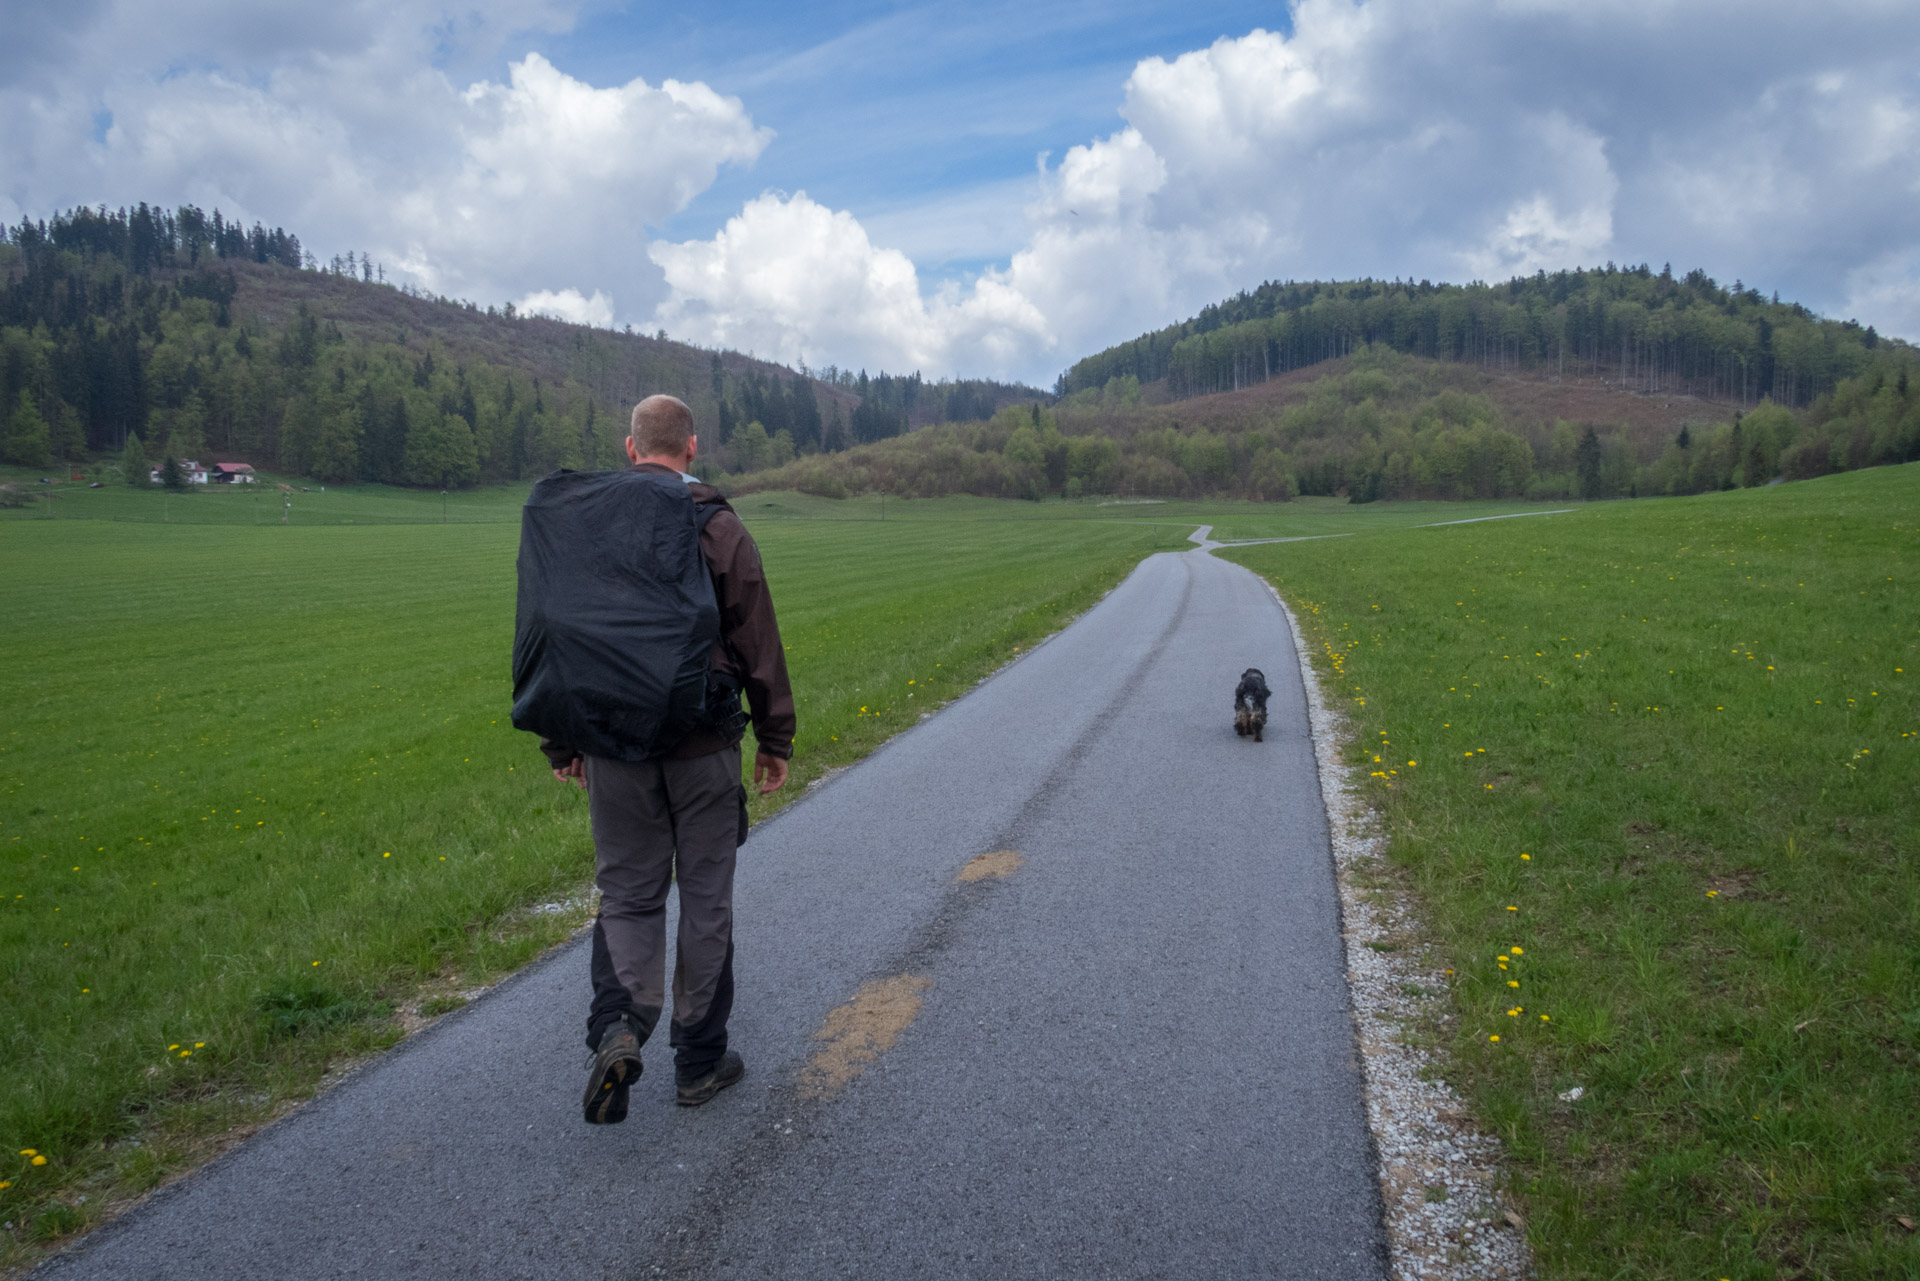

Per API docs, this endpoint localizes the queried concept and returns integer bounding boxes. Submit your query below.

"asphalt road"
[42,545,1386,1281]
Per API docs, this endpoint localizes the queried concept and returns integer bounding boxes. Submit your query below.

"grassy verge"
[0,499,1160,1264]
[1222,464,1919,1278]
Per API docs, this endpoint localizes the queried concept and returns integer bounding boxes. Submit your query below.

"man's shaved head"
[630,395,696,459]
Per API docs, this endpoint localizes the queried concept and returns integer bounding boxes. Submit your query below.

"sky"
[4,0,1918,386]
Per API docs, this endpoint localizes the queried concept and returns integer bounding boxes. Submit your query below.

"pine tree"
[823,405,850,452]
[404,411,479,488]
[1574,427,1603,499]
[307,395,366,483]
[169,391,209,461]
[121,431,149,486]
[792,379,823,452]
[734,420,771,471]
[1,390,50,467]
[52,405,86,465]
[160,455,186,490]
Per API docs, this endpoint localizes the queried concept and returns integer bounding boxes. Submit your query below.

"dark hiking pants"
[584,747,741,1082]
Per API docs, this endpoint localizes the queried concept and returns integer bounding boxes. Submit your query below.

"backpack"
[510,469,731,762]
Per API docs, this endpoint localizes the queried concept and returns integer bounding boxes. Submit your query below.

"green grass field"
[0,485,1185,1258]
[1224,464,1919,1279]
[15,463,1904,1277]
[1,463,1570,537]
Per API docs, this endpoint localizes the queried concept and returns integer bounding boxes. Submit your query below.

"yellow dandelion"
[31,1155,47,1166]
[19,1149,36,1157]
[1540,1014,1550,1021]
[1510,947,1523,955]
[1489,1035,1500,1042]
[1520,853,1530,861]
[1508,980,1520,988]
[1706,890,1719,897]
[1506,905,1518,912]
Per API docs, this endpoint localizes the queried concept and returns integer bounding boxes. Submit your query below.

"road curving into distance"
[41,543,1386,1281]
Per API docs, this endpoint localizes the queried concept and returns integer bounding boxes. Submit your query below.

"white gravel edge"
[1266,577,1534,1281]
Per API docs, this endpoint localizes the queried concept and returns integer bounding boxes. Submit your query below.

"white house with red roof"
[149,459,209,484]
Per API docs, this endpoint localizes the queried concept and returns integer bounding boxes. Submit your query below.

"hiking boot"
[675,1050,745,1107]
[582,1017,643,1125]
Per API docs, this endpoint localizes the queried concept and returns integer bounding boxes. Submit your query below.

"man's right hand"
[754,752,789,795]
[553,757,586,790]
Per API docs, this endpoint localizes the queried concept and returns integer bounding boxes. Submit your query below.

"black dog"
[1234,668,1270,742]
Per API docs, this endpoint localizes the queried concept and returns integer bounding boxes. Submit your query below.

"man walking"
[537,394,795,1121]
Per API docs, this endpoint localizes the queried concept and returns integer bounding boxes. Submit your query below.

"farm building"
[210,463,257,483]
[149,460,209,484]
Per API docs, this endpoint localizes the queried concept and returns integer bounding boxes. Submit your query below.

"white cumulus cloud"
[9,0,1918,384]
[518,287,615,328]
[649,0,1920,382]
[1,3,769,322]
[649,191,1049,373]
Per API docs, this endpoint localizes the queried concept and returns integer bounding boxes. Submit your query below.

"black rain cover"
[511,469,721,762]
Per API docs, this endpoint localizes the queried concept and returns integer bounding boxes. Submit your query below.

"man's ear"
[686,434,698,462]
[624,435,640,464]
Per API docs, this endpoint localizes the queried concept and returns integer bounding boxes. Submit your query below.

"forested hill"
[0,203,1041,484]
[738,341,1918,505]
[1060,266,1896,410]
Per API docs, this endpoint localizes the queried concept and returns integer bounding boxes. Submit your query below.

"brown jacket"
[539,463,795,767]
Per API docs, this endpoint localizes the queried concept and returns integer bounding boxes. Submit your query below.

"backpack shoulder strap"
[690,496,745,672]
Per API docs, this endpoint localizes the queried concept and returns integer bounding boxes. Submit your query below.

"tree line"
[0,204,1045,484]
[1060,265,1893,410]
[736,347,1919,505]
[0,223,685,484]
[696,363,1037,471]
[11,200,1907,496]
[799,367,1034,439]
[11,203,305,276]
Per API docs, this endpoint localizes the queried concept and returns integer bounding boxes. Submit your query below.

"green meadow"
[1,482,1201,1256]
[1224,464,1919,1279]
[3,465,1567,536]
[13,464,1909,1279]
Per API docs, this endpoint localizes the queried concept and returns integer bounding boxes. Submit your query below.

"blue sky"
[3,0,1917,383]
[541,1,1294,275]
